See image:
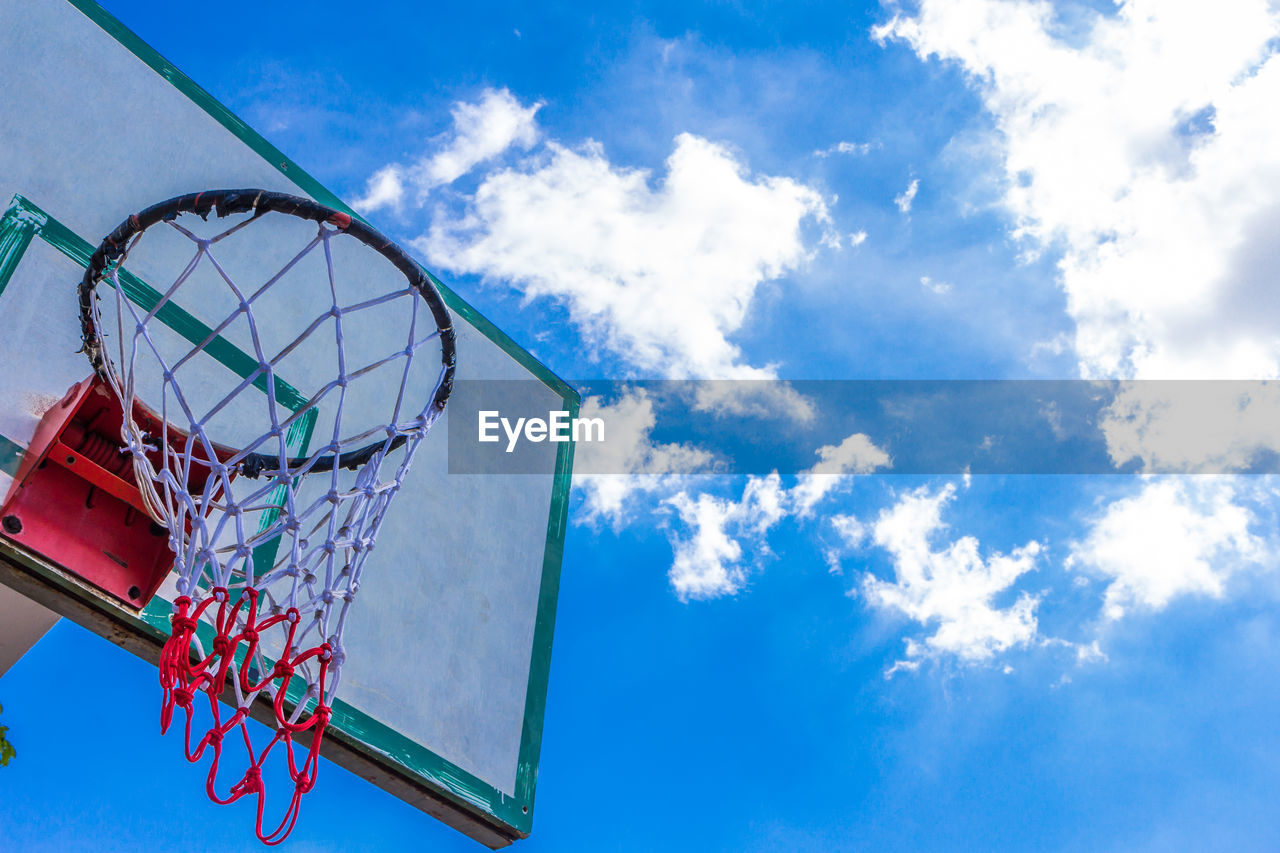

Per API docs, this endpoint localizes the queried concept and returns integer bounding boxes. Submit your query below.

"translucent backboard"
[0,1,576,846]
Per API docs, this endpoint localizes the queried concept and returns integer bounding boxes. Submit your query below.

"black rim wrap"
[78,189,457,477]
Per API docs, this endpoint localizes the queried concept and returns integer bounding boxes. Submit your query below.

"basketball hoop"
[79,189,455,844]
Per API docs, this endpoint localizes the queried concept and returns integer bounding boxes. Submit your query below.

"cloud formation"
[1099,382,1280,473]
[574,389,717,525]
[919,275,951,295]
[858,483,1043,673]
[877,0,1280,378]
[814,140,877,157]
[422,132,834,379]
[894,178,919,213]
[1068,477,1265,620]
[791,432,892,516]
[666,474,789,600]
[661,431,890,599]
[355,88,541,210]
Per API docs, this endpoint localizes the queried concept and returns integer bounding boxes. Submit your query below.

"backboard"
[0,1,576,847]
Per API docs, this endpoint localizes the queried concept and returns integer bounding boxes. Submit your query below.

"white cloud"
[849,230,868,247]
[824,512,869,573]
[814,140,877,157]
[919,275,951,294]
[1067,477,1265,620]
[354,165,405,211]
[422,133,835,379]
[688,381,817,421]
[791,432,892,516]
[894,178,919,213]
[666,474,788,600]
[574,389,717,525]
[1099,381,1280,474]
[858,483,1043,672]
[876,0,1280,378]
[654,432,889,599]
[832,513,867,548]
[355,88,540,211]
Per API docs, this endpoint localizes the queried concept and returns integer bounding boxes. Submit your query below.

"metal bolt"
[1,515,21,535]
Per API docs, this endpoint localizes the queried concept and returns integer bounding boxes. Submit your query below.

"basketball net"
[80,190,454,844]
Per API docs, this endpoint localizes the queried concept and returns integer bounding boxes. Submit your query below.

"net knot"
[174,687,194,709]
[211,586,229,603]
[171,615,197,634]
[242,628,259,644]
[212,635,233,658]
[272,660,294,680]
[235,766,262,795]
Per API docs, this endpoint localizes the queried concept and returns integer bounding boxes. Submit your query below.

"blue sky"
[6,0,1280,850]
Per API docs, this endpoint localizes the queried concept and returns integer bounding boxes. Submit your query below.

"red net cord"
[159,587,332,845]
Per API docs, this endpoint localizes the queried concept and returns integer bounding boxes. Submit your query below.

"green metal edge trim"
[64,0,578,409]
[0,435,24,478]
[59,0,579,833]
[510,389,579,825]
[0,195,43,300]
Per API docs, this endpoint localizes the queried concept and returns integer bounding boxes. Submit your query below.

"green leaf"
[0,702,13,766]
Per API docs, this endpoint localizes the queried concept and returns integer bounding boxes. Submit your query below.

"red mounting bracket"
[0,376,228,609]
